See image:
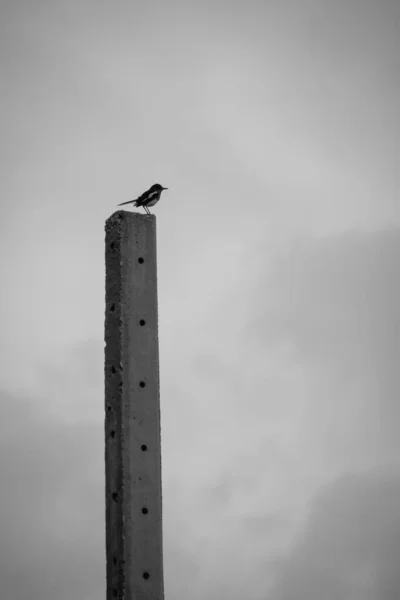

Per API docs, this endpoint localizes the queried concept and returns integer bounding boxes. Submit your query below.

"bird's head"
[151,183,168,192]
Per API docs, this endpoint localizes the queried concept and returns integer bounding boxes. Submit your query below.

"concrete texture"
[105,211,164,600]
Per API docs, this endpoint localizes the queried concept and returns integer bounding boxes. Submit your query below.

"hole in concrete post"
[141,444,147,451]
[109,303,116,312]
[112,589,118,597]
[111,365,116,374]
[142,507,148,514]
[110,242,115,250]
[143,572,150,580]
[113,556,117,566]
[138,257,144,264]
[107,405,112,412]
[110,430,115,438]
[139,319,146,326]
[112,492,119,502]
[139,381,146,388]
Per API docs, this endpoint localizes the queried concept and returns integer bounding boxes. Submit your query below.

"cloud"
[0,389,104,600]
[250,227,400,470]
[269,467,400,600]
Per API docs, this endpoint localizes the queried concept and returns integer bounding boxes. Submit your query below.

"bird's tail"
[117,199,135,206]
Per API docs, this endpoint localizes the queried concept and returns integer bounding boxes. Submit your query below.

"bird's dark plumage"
[118,183,168,214]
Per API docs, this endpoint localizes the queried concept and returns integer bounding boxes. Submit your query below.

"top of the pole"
[105,210,156,231]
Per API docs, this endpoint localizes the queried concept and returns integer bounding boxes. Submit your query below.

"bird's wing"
[140,189,160,206]
[134,189,150,206]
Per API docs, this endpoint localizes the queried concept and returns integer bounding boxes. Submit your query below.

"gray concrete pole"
[104,211,164,600]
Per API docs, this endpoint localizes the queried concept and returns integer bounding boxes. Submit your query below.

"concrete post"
[104,211,164,600]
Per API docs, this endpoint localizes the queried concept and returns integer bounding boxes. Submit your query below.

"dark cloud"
[251,228,400,461]
[0,390,104,600]
[255,228,399,363]
[242,228,400,597]
[270,466,400,600]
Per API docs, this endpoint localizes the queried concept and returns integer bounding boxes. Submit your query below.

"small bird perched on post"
[117,183,168,215]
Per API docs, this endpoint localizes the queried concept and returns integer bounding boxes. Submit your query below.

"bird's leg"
[144,206,149,215]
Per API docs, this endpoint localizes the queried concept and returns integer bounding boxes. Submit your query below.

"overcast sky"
[1,1,399,599]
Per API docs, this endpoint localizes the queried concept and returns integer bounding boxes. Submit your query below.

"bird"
[117,183,168,215]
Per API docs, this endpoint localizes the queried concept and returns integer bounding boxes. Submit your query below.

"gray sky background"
[1,1,399,598]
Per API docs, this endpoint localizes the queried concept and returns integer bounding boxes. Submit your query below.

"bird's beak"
[162,187,168,190]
